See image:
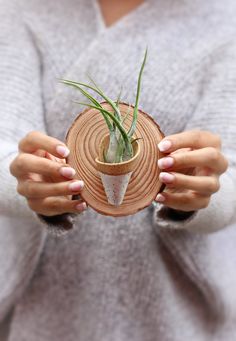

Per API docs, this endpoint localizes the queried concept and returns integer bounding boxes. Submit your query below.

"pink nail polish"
[60,167,76,179]
[158,157,174,169]
[155,194,166,202]
[159,172,175,183]
[76,202,87,211]
[158,140,172,152]
[56,145,70,158]
[69,181,84,191]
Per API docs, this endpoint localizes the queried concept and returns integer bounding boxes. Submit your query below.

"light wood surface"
[66,102,165,217]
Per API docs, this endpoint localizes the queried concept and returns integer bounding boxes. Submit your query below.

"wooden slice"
[65,102,165,217]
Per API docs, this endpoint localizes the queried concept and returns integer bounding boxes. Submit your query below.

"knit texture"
[1,0,236,340]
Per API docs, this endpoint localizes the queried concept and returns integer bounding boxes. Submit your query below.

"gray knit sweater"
[1,0,236,340]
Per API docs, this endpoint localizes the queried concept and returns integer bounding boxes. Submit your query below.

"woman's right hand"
[9,131,87,216]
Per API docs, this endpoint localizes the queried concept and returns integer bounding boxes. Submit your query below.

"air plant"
[60,48,147,164]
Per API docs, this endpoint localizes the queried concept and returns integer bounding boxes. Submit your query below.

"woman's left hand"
[155,130,229,212]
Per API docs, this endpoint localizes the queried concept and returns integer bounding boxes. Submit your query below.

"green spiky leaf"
[61,48,147,164]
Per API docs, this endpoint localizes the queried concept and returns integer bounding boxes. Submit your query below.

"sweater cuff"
[37,212,76,236]
[153,202,198,229]
[157,206,196,222]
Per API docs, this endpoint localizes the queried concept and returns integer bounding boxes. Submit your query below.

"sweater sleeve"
[153,41,236,234]
[0,1,73,322]
[0,1,45,220]
[0,2,73,232]
[0,1,48,322]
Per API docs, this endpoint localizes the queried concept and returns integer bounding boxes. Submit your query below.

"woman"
[1,0,236,339]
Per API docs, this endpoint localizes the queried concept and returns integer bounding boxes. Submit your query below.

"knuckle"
[192,130,202,145]
[49,198,61,212]
[194,129,204,144]
[15,153,27,170]
[195,129,202,138]
[24,181,35,197]
[208,147,219,162]
[28,198,50,215]
[17,182,25,196]
[200,197,210,209]
[45,161,57,175]
[206,178,220,193]
[179,195,194,211]
[25,130,38,142]
[19,131,36,150]
[179,153,188,167]
[47,161,58,175]
[27,198,38,211]
[195,194,210,209]
[181,195,191,206]
[18,138,25,151]
[170,174,180,187]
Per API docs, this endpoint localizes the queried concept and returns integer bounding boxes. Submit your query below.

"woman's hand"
[155,130,228,212]
[10,131,87,216]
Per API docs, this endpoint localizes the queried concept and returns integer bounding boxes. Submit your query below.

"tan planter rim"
[95,134,141,175]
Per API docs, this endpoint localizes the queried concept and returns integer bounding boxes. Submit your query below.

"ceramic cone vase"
[66,102,165,217]
[95,134,140,206]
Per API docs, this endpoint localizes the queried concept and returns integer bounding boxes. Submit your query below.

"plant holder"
[95,134,140,206]
[66,102,165,217]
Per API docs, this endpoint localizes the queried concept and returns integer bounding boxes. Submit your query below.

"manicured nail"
[159,172,175,183]
[68,180,84,192]
[158,140,172,152]
[56,145,70,158]
[155,194,166,202]
[158,157,174,169]
[60,167,76,179]
[76,202,87,211]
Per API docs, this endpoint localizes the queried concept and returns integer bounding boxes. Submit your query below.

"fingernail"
[158,157,174,169]
[60,167,76,179]
[158,140,172,152]
[155,194,166,202]
[76,202,87,211]
[56,145,70,158]
[68,180,84,192]
[159,172,175,183]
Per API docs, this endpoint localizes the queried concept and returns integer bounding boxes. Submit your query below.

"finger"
[158,172,220,194]
[45,151,66,164]
[155,191,210,211]
[17,179,84,199]
[27,196,87,216]
[158,147,228,174]
[19,131,70,159]
[158,130,222,153]
[10,153,76,181]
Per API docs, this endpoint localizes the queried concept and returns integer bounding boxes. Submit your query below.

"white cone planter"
[99,172,132,206]
[95,134,140,206]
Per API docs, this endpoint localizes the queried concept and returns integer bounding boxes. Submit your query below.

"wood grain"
[66,102,165,217]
